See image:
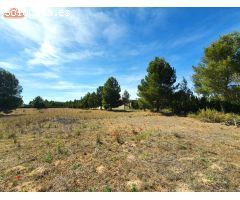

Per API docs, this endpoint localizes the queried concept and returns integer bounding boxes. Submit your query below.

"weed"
[116,133,124,145]
[174,132,184,139]
[57,143,69,155]
[0,175,4,182]
[96,134,103,145]
[135,131,151,142]
[141,152,151,159]
[88,188,97,192]
[75,129,81,136]
[44,139,51,146]
[43,152,53,163]
[71,163,81,170]
[179,144,188,150]
[7,132,17,143]
[103,185,112,192]
[131,184,137,192]
[189,109,240,124]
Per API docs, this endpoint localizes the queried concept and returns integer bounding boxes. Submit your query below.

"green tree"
[30,96,46,109]
[96,86,103,109]
[138,97,151,111]
[172,78,194,114]
[122,90,130,110]
[80,94,90,109]
[138,57,176,112]
[193,32,240,112]
[0,68,23,113]
[88,92,98,108]
[102,77,121,110]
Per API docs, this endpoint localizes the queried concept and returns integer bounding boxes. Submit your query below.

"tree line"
[0,32,240,114]
[27,77,131,110]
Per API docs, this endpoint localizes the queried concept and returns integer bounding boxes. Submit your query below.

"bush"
[43,152,53,163]
[189,108,240,123]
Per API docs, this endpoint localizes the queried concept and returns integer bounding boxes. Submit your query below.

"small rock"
[54,160,64,167]
[210,163,222,171]
[175,183,193,192]
[7,165,27,174]
[131,143,136,147]
[29,167,48,178]
[96,165,106,174]
[126,180,143,191]
[127,154,136,162]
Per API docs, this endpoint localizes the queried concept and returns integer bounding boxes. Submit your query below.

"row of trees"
[28,78,131,110]
[0,31,239,114]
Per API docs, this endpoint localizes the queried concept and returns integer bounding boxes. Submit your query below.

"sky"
[1,7,240,104]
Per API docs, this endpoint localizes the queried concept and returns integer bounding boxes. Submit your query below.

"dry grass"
[0,108,239,192]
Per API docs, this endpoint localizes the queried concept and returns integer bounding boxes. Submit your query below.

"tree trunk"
[220,102,225,113]
[156,101,160,112]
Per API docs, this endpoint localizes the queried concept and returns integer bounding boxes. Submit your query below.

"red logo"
[4,8,24,19]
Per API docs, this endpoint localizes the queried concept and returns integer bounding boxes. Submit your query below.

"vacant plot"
[0,108,239,192]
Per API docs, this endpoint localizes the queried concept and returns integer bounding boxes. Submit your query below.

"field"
[0,108,239,192]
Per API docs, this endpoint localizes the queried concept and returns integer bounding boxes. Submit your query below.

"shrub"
[57,143,69,155]
[131,184,138,192]
[43,152,53,163]
[115,133,124,145]
[189,108,240,123]
[71,163,81,170]
[96,134,103,145]
[103,185,112,192]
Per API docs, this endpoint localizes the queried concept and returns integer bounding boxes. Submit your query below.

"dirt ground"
[0,108,239,192]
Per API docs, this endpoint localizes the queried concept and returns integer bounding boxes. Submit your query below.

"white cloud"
[51,81,96,90]
[119,73,144,84]
[0,8,128,67]
[169,33,207,48]
[0,61,20,70]
[31,71,60,79]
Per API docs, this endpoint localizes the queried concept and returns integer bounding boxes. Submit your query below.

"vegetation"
[0,68,23,113]
[189,108,240,124]
[193,32,240,112]
[102,77,121,110]
[138,57,176,112]
[29,96,46,109]
[171,78,198,115]
[122,90,130,110]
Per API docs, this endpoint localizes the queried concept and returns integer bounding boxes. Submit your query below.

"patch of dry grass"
[0,108,239,191]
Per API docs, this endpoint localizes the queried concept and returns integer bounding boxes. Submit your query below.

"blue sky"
[1,8,240,103]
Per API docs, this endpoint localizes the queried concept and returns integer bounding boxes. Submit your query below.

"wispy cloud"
[51,81,96,90]
[30,71,60,79]
[169,33,208,48]
[0,61,20,70]
[0,8,128,67]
